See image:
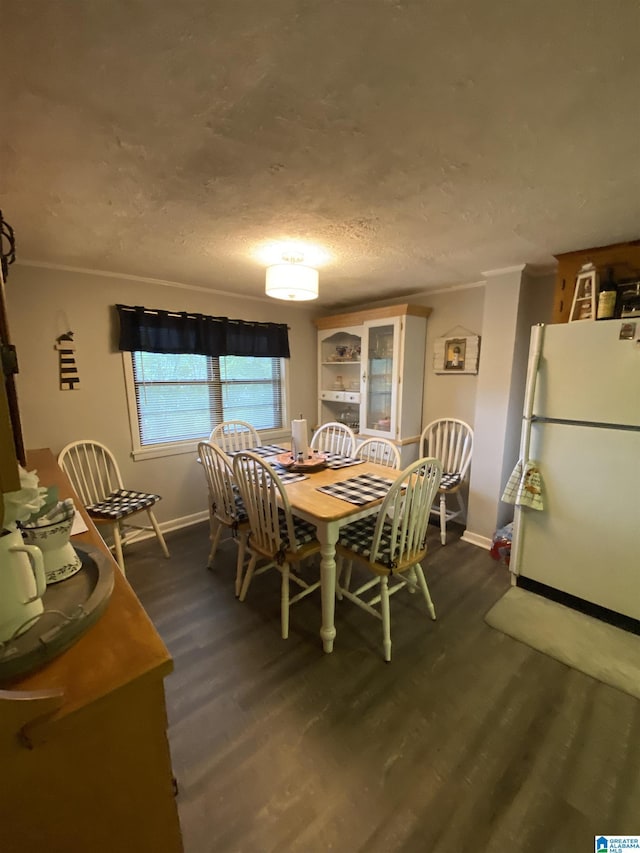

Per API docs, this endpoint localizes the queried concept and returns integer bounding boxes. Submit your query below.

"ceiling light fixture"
[265,254,319,301]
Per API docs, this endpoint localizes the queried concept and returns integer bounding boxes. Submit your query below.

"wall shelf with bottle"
[315,304,431,466]
[569,263,598,322]
[552,239,640,323]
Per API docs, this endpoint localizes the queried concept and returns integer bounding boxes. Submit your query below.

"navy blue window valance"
[116,304,290,358]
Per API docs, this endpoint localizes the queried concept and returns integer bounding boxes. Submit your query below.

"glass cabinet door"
[361,320,398,436]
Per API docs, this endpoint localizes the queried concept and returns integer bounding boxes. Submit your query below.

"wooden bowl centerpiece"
[276,451,328,472]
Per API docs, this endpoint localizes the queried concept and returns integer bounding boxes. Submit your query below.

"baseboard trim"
[163,510,210,533]
[124,510,209,543]
[460,530,492,550]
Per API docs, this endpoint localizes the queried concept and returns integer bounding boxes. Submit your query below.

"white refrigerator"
[510,320,640,621]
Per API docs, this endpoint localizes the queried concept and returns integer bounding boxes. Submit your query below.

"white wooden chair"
[310,421,356,456]
[420,418,474,545]
[209,420,259,454]
[336,457,442,661]
[354,437,401,469]
[232,451,321,639]
[58,439,170,575]
[198,441,250,596]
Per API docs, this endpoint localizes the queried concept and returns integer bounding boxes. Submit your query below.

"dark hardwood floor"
[124,521,640,853]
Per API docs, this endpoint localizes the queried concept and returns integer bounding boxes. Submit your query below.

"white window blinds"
[131,352,285,446]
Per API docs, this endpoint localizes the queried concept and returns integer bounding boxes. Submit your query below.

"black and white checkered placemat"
[323,454,366,470]
[227,444,287,458]
[316,473,394,505]
[271,465,309,485]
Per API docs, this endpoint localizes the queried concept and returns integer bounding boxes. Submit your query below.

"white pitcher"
[0,529,46,642]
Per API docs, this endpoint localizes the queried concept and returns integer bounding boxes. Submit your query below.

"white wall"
[6,264,318,527]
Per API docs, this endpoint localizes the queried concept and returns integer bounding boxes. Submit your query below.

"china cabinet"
[315,304,431,465]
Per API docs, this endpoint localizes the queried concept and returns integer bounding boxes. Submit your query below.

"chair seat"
[231,493,249,524]
[213,494,248,525]
[439,472,462,491]
[338,516,397,569]
[87,489,161,520]
[277,511,318,549]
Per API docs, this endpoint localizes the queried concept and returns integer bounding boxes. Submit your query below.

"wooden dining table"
[272,458,398,653]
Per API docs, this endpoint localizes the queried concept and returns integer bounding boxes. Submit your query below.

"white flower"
[2,466,48,532]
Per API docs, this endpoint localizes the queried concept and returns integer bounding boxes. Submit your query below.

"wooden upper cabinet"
[552,239,640,323]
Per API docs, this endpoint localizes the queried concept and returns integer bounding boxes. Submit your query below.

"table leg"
[317,521,339,653]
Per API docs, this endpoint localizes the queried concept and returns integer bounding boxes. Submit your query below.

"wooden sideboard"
[0,449,183,853]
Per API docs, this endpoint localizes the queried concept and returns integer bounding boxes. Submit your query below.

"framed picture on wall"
[444,338,466,370]
[433,334,480,374]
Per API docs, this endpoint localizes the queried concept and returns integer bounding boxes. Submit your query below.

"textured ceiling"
[3,1,640,309]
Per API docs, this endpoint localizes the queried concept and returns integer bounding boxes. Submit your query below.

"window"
[123,351,287,458]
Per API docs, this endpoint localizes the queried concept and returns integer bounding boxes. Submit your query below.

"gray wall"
[6,264,318,528]
[420,285,485,429]
[496,270,556,529]
[6,263,555,544]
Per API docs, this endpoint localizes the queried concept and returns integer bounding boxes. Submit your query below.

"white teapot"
[0,529,46,642]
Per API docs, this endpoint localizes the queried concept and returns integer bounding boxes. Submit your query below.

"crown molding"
[422,279,486,296]
[523,263,557,278]
[481,264,527,278]
[15,260,277,304]
[481,262,557,280]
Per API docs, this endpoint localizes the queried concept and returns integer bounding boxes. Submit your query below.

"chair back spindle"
[310,422,356,456]
[354,437,400,469]
[209,420,259,454]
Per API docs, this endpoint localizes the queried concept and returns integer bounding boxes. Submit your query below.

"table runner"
[316,473,394,505]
